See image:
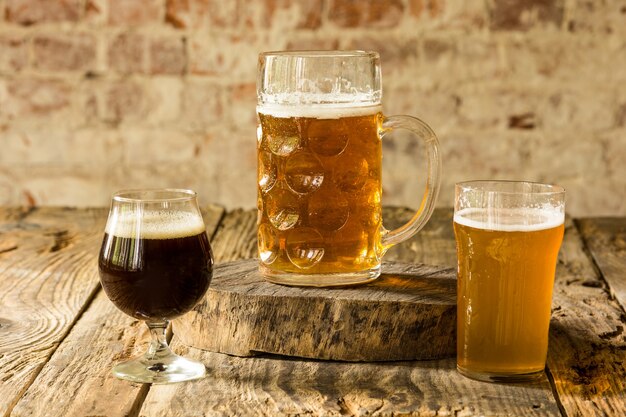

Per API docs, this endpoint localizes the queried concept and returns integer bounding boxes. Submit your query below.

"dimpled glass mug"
[256,51,441,286]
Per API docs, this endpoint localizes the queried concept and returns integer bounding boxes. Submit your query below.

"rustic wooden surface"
[577,217,626,313]
[174,259,456,361]
[3,205,225,417]
[0,207,105,417]
[1,207,625,417]
[145,208,561,417]
[545,218,626,417]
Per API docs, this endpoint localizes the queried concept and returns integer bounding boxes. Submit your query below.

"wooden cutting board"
[173,259,457,361]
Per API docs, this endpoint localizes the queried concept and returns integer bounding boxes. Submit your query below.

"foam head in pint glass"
[257,51,442,287]
[454,181,565,382]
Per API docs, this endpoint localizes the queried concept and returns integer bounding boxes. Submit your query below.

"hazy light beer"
[257,51,442,286]
[454,182,565,382]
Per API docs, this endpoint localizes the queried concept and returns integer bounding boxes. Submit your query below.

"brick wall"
[0,0,624,216]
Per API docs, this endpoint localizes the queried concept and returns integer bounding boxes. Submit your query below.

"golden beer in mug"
[454,181,565,382]
[257,51,441,286]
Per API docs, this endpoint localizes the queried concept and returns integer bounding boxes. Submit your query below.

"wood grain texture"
[174,259,456,361]
[5,205,225,417]
[0,207,106,417]
[210,207,257,262]
[10,292,151,417]
[144,207,563,416]
[547,218,626,416]
[140,343,561,417]
[576,217,626,312]
[8,207,622,417]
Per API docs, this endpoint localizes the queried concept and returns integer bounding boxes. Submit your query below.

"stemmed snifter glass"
[98,189,213,383]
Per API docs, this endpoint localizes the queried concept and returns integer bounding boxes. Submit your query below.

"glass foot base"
[260,265,381,287]
[457,365,544,383]
[112,353,206,384]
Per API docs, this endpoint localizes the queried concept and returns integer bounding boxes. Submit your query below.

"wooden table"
[1,206,624,416]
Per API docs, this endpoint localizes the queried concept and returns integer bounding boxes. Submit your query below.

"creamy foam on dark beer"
[257,103,382,119]
[105,210,205,239]
[454,207,564,232]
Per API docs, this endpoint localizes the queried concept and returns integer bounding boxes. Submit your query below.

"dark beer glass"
[98,189,213,383]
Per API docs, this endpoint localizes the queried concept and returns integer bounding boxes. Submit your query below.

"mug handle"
[380,115,442,250]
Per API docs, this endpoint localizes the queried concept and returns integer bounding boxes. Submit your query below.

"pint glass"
[257,51,441,286]
[454,181,565,382]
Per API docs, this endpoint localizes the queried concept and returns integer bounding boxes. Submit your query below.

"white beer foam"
[258,103,382,119]
[105,210,206,239]
[454,207,564,232]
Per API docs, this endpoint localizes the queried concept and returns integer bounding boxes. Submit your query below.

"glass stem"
[146,320,171,362]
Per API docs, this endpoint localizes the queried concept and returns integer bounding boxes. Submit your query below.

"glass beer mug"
[257,51,441,286]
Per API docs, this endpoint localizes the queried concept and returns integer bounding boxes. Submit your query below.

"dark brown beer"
[257,105,383,277]
[98,224,213,321]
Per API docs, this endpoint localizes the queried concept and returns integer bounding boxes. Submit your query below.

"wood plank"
[10,292,151,417]
[210,207,257,262]
[175,259,456,361]
[546,218,626,416]
[0,207,107,417]
[142,207,563,416]
[385,206,626,414]
[576,217,626,312]
[141,348,560,417]
[8,205,225,417]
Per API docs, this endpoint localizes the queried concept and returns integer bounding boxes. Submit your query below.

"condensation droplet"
[286,227,325,269]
